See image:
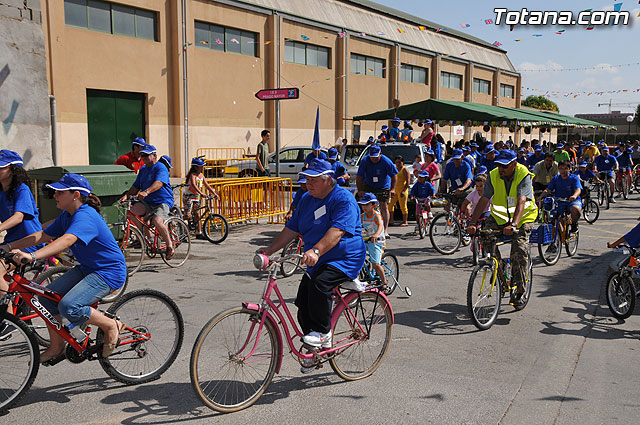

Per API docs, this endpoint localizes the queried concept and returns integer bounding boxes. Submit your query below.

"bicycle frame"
[125,209,166,253]
[10,257,63,325]
[240,263,393,372]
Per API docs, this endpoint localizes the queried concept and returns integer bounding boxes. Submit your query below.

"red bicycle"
[0,250,184,414]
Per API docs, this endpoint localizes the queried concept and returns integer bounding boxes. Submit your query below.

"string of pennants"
[523,86,640,98]
[434,120,609,129]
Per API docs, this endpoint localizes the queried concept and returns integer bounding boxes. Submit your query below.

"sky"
[374,0,640,116]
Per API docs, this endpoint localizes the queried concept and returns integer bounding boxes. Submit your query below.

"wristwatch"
[312,248,320,256]
[510,222,518,228]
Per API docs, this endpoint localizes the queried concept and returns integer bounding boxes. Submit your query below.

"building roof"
[242,0,518,72]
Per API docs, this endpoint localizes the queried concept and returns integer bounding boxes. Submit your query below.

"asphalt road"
[4,193,640,425]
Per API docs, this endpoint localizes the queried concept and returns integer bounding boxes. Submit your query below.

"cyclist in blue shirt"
[0,150,43,315]
[259,159,365,360]
[541,161,582,233]
[3,173,127,363]
[462,146,476,169]
[616,147,634,196]
[607,216,640,249]
[389,117,401,141]
[409,170,435,225]
[441,149,474,210]
[526,145,545,169]
[326,147,349,186]
[469,142,480,161]
[303,149,327,168]
[593,146,618,203]
[478,146,498,173]
[121,144,175,259]
[577,161,596,182]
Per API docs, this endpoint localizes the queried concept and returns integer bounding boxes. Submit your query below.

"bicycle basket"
[542,197,556,211]
[530,224,553,244]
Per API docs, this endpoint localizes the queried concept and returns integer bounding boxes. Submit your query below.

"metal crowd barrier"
[196,147,247,160]
[196,147,255,178]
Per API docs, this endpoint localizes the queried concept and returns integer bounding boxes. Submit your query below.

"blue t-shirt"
[478,155,497,172]
[285,186,365,279]
[433,142,443,163]
[0,183,43,253]
[332,161,347,177]
[594,155,618,173]
[399,128,412,141]
[470,151,480,161]
[624,222,640,248]
[304,151,327,166]
[357,155,398,190]
[443,161,473,190]
[44,204,127,289]
[547,174,582,200]
[133,162,174,207]
[617,153,633,170]
[291,188,307,210]
[526,153,544,169]
[517,156,527,165]
[389,127,400,141]
[463,155,475,169]
[409,181,435,199]
[578,169,595,182]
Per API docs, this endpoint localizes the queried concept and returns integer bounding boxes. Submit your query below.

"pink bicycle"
[189,253,394,413]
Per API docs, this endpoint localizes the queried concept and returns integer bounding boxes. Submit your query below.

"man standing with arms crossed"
[356,144,398,238]
[467,150,538,307]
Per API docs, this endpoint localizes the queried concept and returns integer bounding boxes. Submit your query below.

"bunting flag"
[461,23,471,28]
[397,28,405,33]
[338,32,346,38]
[492,41,502,47]
[484,19,493,24]
[200,40,208,44]
[230,38,239,44]
[418,26,427,30]
[301,35,310,41]
[555,30,565,34]
[312,107,321,150]
[436,27,446,32]
[359,32,366,37]
[460,52,467,55]
[514,39,523,42]
[377,31,386,36]
[264,41,272,44]
[215,38,223,45]
[532,34,543,37]
[367,68,374,72]
[586,26,594,30]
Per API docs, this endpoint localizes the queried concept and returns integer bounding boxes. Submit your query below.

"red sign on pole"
[255,88,299,101]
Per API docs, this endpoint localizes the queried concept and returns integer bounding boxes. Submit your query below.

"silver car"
[224,146,327,181]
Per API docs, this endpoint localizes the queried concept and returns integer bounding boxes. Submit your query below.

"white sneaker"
[342,278,366,292]
[428,212,433,219]
[302,330,332,348]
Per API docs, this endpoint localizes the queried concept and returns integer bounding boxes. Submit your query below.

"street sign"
[255,88,299,101]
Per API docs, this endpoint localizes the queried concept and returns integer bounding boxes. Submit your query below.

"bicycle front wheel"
[597,184,605,206]
[190,307,279,413]
[606,272,636,320]
[98,289,184,385]
[119,225,144,277]
[202,213,229,244]
[417,215,426,239]
[622,177,630,199]
[467,261,501,330]
[538,223,561,266]
[0,314,40,414]
[161,217,191,267]
[582,199,599,224]
[471,236,480,266]
[380,253,399,296]
[280,238,302,277]
[429,213,461,255]
[330,291,392,380]
[565,228,579,257]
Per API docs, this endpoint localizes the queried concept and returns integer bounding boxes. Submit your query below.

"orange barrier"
[196,147,247,160]
[196,147,255,178]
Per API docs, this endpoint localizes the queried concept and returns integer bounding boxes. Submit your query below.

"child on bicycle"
[607,216,640,248]
[358,193,386,287]
[159,155,173,172]
[284,175,307,221]
[409,170,435,228]
[184,157,219,239]
[461,174,491,221]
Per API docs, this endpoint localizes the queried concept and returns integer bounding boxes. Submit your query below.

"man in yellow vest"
[467,149,538,307]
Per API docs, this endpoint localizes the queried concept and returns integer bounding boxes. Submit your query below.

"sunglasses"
[497,163,512,169]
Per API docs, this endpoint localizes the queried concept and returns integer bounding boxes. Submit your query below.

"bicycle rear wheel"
[380,253,399,296]
[0,314,40,414]
[329,291,392,380]
[582,199,599,224]
[429,213,461,255]
[98,289,184,385]
[161,217,191,267]
[565,228,579,257]
[606,272,636,320]
[190,307,279,413]
[280,238,302,277]
[467,261,501,330]
[202,213,229,244]
[119,225,144,277]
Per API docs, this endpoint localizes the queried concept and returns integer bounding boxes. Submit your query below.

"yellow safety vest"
[489,163,538,227]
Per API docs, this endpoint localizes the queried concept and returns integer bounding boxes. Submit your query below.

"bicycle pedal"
[42,354,66,367]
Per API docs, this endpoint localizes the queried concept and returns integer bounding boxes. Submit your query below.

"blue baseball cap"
[602,146,609,151]
[578,161,588,167]
[0,150,23,167]
[534,144,542,152]
[518,148,525,153]
[585,141,592,146]
[46,173,92,196]
[357,193,379,204]
[299,158,335,177]
[476,165,488,175]
[556,143,565,149]
[159,155,173,168]
[470,142,479,148]
[140,144,157,155]
[483,147,496,156]
[423,119,432,124]
[297,174,307,184]
[418,170,430,178]
[392,117,401,123]
[425,149,435,158]
[191,157,205,167]
[626,147,633,154]
[381,125,388,131]
[327,147,338,160]
[494,149,517,165]
[368,136,375,142]
[452,149,463,159]
[462,146,470,152]
[369,145,381,157]
[132,137,146,147]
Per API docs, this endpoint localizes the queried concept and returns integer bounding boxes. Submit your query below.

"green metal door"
[87,89,146,165]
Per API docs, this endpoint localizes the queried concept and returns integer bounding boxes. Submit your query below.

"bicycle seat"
[340,278,366,292]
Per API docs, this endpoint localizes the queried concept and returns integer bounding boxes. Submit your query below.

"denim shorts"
[366,242,384,264]
[39,266,112,327]
[558,200,582,211]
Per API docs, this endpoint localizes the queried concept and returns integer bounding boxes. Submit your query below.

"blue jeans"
[39,266,112,327]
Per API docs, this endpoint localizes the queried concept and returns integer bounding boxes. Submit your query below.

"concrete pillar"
[515,74,522,108]
[431,55,440,100]
[390,44,400,108]
[464,63,474,140]
[335,33,347,141]
[491,70,501,142]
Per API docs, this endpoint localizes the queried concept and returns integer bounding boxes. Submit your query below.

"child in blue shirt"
[409,170,435,228]
[358,193,386,286]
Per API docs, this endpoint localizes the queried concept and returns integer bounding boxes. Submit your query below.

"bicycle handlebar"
[253,253,303,270]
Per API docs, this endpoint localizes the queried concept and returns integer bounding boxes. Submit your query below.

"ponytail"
[79,193,101,213]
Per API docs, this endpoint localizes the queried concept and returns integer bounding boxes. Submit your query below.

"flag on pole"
[312,107,321,150]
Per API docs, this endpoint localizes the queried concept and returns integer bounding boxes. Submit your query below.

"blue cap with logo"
[357,193,379,204]
[140,144,157,155]
[299,158,335,177]
[494,149,517,165]
[159,155,173,168]
[297,174,307,184]
[381,125,388,131]
[369,144,381,157]
[476,165,488,175]
[556,143,565,149]
[418,170,430,178]
[452,149,463,159]
[392,117,401,123]
[46,173,92,196]
[327,147,338,160]
[0,150,23,167]
[626,147,633,154]
[368,136,375,142]
[462,146,470,152]
[534,144,542,152]
[578,161,588,167]
[483,147,497,156]
[602,146,609,151]
[191,157,206,167]
[132,137,146,147]
[425,149,435,158]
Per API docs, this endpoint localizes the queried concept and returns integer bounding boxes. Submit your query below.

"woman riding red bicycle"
[0,173,127,363]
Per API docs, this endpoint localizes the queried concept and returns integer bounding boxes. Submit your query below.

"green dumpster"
[28,165,136,237]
